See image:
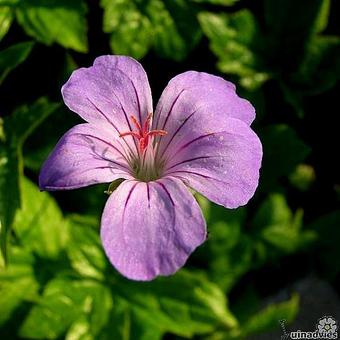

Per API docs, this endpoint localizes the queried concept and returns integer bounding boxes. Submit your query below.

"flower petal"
[62,55,153,155]
[153,71,256,159]
[153,71,255,135]
[164,118,262,209]
[39,123,132,191]
[101,177,206,281]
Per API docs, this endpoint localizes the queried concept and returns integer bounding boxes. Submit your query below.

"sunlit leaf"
[67,215,106,280]
[0,98,60,264]
[13,177,69,259]
[101,0,201,61]
[113,270,238,337]
[0,6,13,41]
[314,0,330,33]
[20,278,113,339]
[15,0,88,52]
[0,247,38,326]
[100,297,164,340]
[252,194,317,254]
[191,0,237,5]
[241,294,299,337]
[0,41,34,84]
[198,10,269,90]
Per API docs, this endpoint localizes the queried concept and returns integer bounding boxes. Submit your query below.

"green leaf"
[252,194,292,229]
[101,0,201,61]
[0,6,13,41]
[66,214,239,337]
[0,140,19,264]
[15,0,88,52]
[113,270,238,337]
[0,246,39,326]
[252,194,317,254]
[198,10,269,90]
[100,297,164,340]
[102,0,152,59]
[23,105,80,172]
[314,0,330,33]
[191,0,237,5]
[0,98,60,264]
[20,278,113,339]
[263,0,327,67]
[67,215,106,280]
[308,210,340,278]
[195,197,251,291]
[260,125,311,189]
[241,294,299,337]
[0,41,34,84]
[291,36,340,95]
[13,177,69,259]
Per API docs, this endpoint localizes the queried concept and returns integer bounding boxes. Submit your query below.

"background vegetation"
[0,0,339,339]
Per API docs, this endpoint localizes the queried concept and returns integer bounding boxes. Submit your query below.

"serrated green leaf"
[198,10,269,90]
[20,278,113,339]
[112,270,238,337]
[0,41,34,84]
[252,194,317,254]
[101,0,201,61]
[0,98,60,264]
[15,0,88,52]
[0,6,13,41]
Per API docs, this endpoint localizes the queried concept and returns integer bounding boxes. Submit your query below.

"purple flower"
[39,56,262,281]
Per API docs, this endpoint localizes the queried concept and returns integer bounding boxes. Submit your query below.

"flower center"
[119,113,167,154]
[119,113,167,181]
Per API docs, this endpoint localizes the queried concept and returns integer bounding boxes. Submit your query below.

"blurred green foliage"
[0,0,339,339]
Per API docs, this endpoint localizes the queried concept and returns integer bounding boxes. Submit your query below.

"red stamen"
[119,131,142,139]
[146,130,167,138]
[143,113,152,134]
[119,114,167,153]
[130,115,142,134]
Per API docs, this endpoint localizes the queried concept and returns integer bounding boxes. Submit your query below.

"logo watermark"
[280,316,338,339]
